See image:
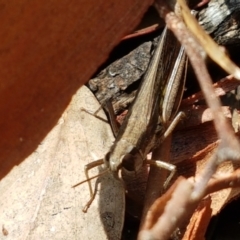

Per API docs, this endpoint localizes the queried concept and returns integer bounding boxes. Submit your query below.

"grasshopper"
[74,26,187,211]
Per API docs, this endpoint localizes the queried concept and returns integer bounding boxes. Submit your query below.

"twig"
[154,0,240,199]
[180,75,240,108]
[138,177,198,240]
[206,168,240,194]
[138,0,240,238]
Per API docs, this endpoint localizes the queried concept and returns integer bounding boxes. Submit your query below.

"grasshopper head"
[104,151,121,173]
[104,144,144,174]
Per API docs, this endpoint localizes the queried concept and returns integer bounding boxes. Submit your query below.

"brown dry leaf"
[172,122,240,238]
[173,122,240,214]
[0,86,125,240]
[181,75,240,109]
[182,197,212,240]
[207,164,240,216]
[173,115,240,212]
[122,24,160,40]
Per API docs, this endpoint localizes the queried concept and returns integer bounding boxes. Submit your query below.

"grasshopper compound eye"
[121,148,143,172]
[104,152,111,168]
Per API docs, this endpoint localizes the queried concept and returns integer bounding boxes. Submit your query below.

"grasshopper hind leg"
[162,111,186,141]
[82,160,112,212]
[81,100,120,138]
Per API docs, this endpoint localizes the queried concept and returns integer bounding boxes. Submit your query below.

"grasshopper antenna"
[72,168,109,188]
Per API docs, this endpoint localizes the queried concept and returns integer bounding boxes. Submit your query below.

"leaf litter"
[0,86,125,240]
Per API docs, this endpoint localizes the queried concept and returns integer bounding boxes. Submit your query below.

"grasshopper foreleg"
[82,178,99,213]
[144,111,185,188]
[73,159,111,212]
[83,159,104,196]
[144,159,176,189]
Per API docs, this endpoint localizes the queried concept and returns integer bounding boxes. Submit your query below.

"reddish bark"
[0,0,153,179]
